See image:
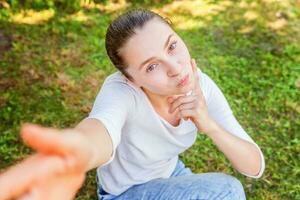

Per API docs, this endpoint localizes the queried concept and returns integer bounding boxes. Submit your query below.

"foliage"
[0,0,299,199]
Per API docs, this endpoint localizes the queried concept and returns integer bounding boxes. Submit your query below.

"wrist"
[196,118,219,135]
[69,128,98,172]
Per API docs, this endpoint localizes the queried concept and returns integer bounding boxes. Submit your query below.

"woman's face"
[119,18,195,96]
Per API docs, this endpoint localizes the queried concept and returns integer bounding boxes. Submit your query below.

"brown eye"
[146,64,158,73]
[169,41,177,51]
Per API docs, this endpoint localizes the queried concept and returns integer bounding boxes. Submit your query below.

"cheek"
[146,75,171,90]
[151,74,168,86]
[175,43,191,63]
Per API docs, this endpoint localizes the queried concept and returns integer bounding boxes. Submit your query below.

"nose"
[166,59,182,77]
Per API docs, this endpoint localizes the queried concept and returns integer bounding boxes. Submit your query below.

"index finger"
[191,58,201,93]
[21,124,78,156]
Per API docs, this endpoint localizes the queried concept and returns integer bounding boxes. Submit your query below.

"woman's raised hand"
[168,58,215,133]
[0,124,95,200]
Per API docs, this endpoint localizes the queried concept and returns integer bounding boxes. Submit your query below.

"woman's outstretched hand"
[0,124,95,200]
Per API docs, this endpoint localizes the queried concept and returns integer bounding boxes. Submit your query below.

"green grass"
[0,0,299,199]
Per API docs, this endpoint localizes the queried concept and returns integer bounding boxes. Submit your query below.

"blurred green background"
[0,0,299,199]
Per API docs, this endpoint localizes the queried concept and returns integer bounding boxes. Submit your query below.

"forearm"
[202,119,261,176]
[74,118,113,172]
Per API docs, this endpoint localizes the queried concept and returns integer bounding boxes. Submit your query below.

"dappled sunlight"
[238,25,254,34]
[262,0,291,7]
[153,0,232,30]
[267,18,288,31]
[8,0,128,25]
[0,1,299,199]
[244,10,259,21]
[169,15,206,30]
[231,0,295,35]
[11,9,55,24]
[81,0,128,13]
[238,1,248,9]
[60,10,90,22]
[152,0,297,35]
[156,0,232,18]
[295,78,300,89]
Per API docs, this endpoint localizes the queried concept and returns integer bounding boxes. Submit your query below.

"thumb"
[21,123,77,156]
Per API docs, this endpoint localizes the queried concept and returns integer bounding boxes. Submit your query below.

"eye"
[169,41,177,51]
[146,63,158,73]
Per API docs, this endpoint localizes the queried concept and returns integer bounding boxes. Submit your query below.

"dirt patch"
[0,31,12,58]
[0,78,17,91]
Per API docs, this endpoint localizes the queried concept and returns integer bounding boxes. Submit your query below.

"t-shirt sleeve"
[86,81,135,167]
[199,69,265,178]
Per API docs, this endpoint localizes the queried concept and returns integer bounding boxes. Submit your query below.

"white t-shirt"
[87,68,265,196]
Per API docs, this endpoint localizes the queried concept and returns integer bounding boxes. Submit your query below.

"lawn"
[0,0,299,199]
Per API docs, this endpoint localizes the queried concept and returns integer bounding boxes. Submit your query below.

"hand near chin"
[168,58,215,133]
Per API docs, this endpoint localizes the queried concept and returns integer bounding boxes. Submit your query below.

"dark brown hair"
[105,9,172,81]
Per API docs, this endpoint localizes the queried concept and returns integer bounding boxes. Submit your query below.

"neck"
[141,87,170,110]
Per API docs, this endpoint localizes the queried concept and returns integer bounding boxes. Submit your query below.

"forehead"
[120,18,175,67]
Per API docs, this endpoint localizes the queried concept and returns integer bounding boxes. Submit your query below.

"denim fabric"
[96,159,246,200]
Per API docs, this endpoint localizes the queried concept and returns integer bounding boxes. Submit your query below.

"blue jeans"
[97,159,246,200]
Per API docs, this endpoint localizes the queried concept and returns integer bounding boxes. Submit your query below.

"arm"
[203,119,262,177]
[199,71,265,178]
[0,79,132,200]
[0,118,113,200]
[74,118,113,171]
[169,59,265,178]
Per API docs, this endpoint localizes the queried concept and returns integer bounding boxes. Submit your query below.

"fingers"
[168,95,197,113]
[0,154,66,200]
[190,58,202,95]
[15,170,85,200]
[28,174,84,200]
[17,191,34,200]
[17,188,39,200]
[21,124,76,156]
[176,102,195,111]
[173,102,196,120]
[176,109,195,120]
[191,58,199,81]
[0,154,39,200]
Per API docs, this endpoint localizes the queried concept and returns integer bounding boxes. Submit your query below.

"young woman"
[0,9,265,200]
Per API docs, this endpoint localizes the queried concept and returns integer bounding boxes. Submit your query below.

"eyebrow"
[138,33,174,70]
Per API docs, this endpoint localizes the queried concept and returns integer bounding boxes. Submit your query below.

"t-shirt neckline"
[119,72,188,129]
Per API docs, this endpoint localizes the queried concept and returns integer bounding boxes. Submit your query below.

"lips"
[177,74,189,87]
